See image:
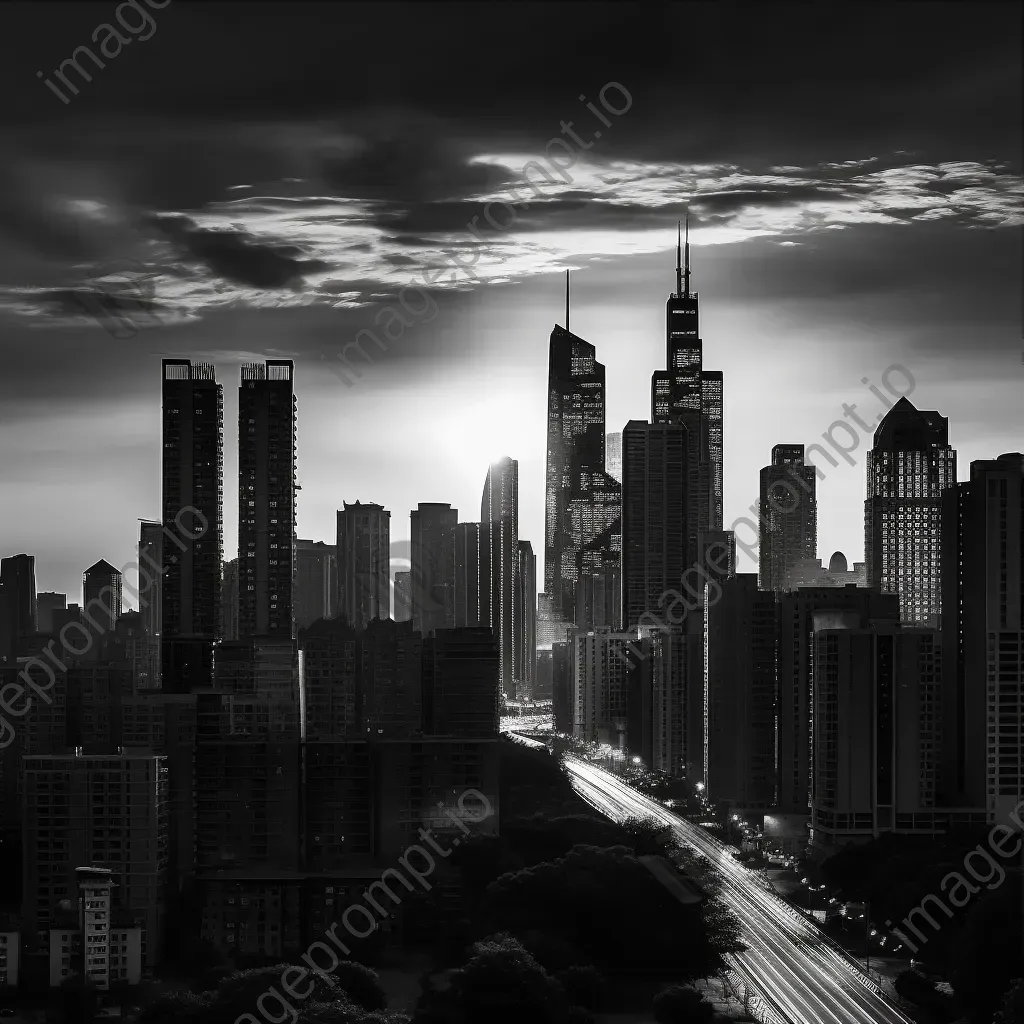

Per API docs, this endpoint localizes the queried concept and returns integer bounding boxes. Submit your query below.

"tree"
[418,934,569,1024]
[995,978,1024,1024]
[652,984,716,1024]
[137,989,215,1023]
[619,815,679,857]
[554,965,607,1011]
[326,961,387,1012]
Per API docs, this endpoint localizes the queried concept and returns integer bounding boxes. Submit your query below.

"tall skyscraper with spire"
[864,396,956,626]
[543,273,621,622]
[649,217,724,571]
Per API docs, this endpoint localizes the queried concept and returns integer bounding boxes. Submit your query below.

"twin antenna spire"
[676,213,691,299]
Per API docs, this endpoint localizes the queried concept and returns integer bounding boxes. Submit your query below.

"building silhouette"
[238,360,297,639]
[294,539,336,629]
[605,431,622,483]
[516,539,537,694]
[759,444,817,592]
[138,522,162,690]
[336,501,391,629]
[36,592,66,636]
[392,569,412,622]
[941,452,1024,823]
[865,396,956,626]
[481,458,519,696]
[409,502,458,634]
[83,559,122,634]
[0,553,37,664]
[160,360,224,692]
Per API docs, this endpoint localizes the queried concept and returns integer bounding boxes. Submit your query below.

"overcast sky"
[1,1,1021,603]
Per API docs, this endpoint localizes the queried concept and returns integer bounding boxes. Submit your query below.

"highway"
[563,755,914,1024]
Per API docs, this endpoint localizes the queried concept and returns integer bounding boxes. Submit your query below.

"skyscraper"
[83,559,122,633]
[238,360,297,638]
[621,421,689,629]
[0,553,37,664]
[759,444,817,592]
[605,431,622,483]
[294,539,336,629]
[393,570,412,622]
[516,539,537,695]
[161,359,223,692]
[337,501,390,629]
[941,453,1024,824]
[410,502,458,635]
[454,522,488,628]
[481,458,518,696]
[138,522,162,690]
[544,324,609,619]
[650,219,723,559]
[865,396,956,626]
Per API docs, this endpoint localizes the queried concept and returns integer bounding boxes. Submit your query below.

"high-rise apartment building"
[572,629,635,746]
[161,360,223,692]
[410,502,458,635]
[337,502,390,629]
[941,453,1024,824]
[865,396,956,626]
[138,522,162,690]
[759,444,817,592]
[294,540,336,629]
[454,522,487,628]
[21,753,168,965]
[392,570,412,622]
[238,361,297,638]
[83,560,122,634]
[220,559,239,641]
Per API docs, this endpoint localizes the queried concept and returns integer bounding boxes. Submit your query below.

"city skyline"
[0,5,1020,603]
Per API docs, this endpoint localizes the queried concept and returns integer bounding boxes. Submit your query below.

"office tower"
[572,630,635,746]
[776,587,900,816]
[393,570,412,622]
[537,592,575,646]
[481,458,519,696]
[552,639,573,732]
[410,502,458,634]
[454,522,486,628]
[161,360,223,692]
[705,575,777,809]
[337,501,391,629]
[699,530,737,598]
[36,593,67,635]
[759,444,817,592]
[535,648,553,701]
[605,431,622,483]
[702,370,724,531]
[516,540,537,696]
[138,522,162,689]
[941,453,1024,823]
[83,559,122,634]
[21,753,168,965]
[0,553,37,664]
[808,620,968,857]
[621,420,689,629]
[238,361,297,638]
[295,539,336,629]
[651,220,721,561]
[544,323,606,620]
[220,559,239,641]
[865,396,956,626]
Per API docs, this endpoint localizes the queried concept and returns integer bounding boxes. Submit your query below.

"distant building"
[864,396,956,626]
[220,559,239,641]
[759,444,817,592]
[295,539,336,629]
[516,540,537,696]
[605,431,622,483]
[138,522,162,689]
[572,630,634,746]
[454,522,487,628]
[0,553,37,664]
[481,458,519,697]
[337,501,391,629]
[83,559,122,634]
[238,360,297,639]
[36,592,67,635]
[410,503,458,634]
[392,570,412,622]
